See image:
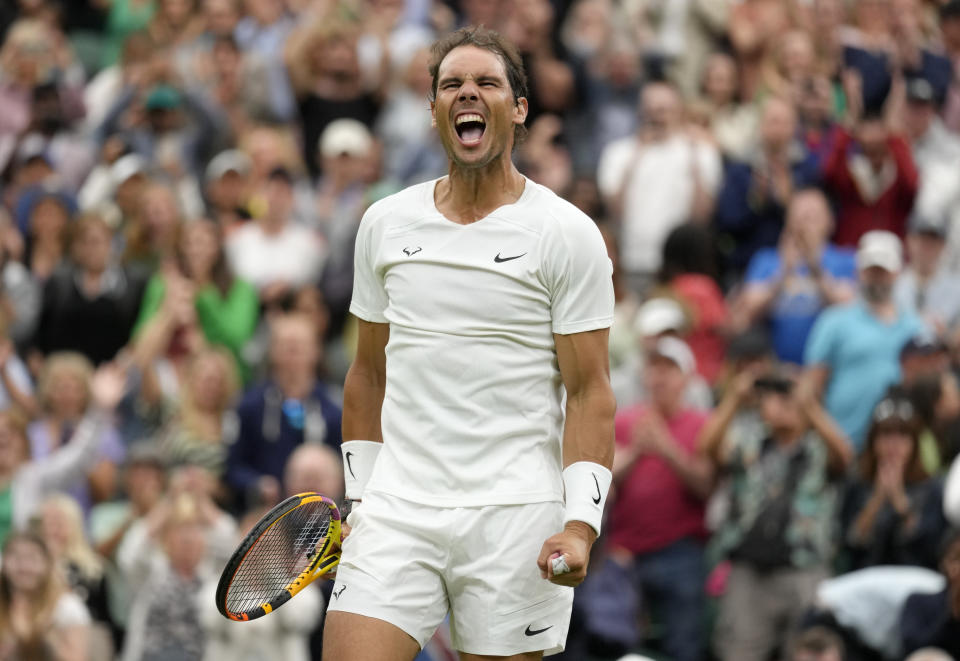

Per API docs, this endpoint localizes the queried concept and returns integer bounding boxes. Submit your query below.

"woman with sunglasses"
[842,394,947,570]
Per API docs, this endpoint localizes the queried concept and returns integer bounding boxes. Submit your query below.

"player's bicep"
[554,329,611,397]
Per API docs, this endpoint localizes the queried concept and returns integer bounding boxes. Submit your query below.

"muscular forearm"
[342,363,385,442]
[562,384,616,470]
[341,320,389,442]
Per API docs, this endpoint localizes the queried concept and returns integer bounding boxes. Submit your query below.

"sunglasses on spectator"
[872,398,914,423]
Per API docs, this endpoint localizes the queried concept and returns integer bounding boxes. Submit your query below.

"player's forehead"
[436,45,509,83]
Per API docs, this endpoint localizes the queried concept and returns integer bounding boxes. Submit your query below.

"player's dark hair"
[428,26,529,145]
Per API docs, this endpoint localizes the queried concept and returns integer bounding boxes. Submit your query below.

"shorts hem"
[326,602,430,650]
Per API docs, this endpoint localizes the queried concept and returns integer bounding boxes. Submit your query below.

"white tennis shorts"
[327,491,573,656]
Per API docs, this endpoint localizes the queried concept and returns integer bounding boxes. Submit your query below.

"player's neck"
[435,160,526,225]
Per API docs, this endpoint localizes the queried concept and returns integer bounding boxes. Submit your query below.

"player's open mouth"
[455,113,486,146]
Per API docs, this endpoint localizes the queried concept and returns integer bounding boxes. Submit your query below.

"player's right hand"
[537,521,595,587]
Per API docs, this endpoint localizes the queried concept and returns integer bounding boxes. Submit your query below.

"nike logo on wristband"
[345,452,356,479]
[591,473,601,504]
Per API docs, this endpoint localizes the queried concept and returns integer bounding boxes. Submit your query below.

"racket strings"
[225,500,333,614]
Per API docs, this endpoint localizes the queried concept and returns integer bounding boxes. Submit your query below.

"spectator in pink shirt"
[580,337,713,661]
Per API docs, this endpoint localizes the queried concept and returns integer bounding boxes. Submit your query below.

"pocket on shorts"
[480,589,572,655]
[497,596,556,617]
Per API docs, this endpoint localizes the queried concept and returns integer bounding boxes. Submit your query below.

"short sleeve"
[348,208,389,324]
[804,307,839,366]
[744,249,779,285]
[544,209,614,335]
[825,248,857,282]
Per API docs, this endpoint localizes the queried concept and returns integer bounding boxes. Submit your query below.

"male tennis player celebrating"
[324,26,616,660]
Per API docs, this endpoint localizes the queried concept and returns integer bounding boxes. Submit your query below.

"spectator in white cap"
[893,215,960,335]
[204,149,254,235]
[315,119,381,342]
[634,298,713,412]
[805,230,927,449]
[579,335,713,661]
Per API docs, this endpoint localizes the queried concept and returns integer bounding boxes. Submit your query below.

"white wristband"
[562,461,612,536]
[341,440,382,501]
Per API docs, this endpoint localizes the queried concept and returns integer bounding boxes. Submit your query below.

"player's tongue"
[455,115,485,145]
[460,125,484,143]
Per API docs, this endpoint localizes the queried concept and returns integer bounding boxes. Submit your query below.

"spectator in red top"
[581,337,713,661]
[822,107,919,247]
[658,223,729,385]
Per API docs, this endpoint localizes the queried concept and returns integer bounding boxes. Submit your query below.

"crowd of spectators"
[4,0,960,660]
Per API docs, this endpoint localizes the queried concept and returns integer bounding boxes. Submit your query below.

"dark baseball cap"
[725,329,773,362]
[900,334,947,360]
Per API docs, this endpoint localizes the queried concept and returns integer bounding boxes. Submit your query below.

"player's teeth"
[456,114,484,125]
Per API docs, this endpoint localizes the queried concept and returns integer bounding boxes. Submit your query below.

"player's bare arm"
[340,318,389,538]
[537,328,616,587]
[342,319,389,444]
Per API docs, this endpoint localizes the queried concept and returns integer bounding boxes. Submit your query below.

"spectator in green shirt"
[131,218,258,382]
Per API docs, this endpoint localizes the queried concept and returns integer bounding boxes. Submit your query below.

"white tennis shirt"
[350,177,614,507]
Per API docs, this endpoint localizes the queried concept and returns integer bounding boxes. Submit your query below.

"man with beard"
[804,230,926,450]
[323,26,615,661]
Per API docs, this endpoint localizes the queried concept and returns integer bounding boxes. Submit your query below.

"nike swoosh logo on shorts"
[591,473,601,504]
[524,624,553,636]
[494,252,526,263]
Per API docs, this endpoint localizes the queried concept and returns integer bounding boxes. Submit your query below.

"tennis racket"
[216,492,342,621]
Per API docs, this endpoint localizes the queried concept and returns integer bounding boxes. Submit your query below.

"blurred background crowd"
[4,0,960,660]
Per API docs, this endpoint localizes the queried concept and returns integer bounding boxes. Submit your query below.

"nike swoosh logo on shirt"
[494,252,526,263]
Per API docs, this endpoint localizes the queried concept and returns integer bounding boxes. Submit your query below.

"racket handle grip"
[551,554,571,575]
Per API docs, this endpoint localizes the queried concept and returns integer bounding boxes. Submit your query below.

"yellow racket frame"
[216,492,342,621]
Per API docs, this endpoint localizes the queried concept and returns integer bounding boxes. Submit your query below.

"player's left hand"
[537,521,596,587]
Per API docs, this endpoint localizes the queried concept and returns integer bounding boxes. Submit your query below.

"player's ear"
[513,97,528,127]
[430,101,437,128]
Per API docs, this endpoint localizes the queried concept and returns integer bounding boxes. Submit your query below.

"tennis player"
[324,26,616,661]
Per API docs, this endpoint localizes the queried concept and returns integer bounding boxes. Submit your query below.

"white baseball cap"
[205,149,252,182]
[856,230,903,272]
[110,154,148,188]
[635,298,686,338]
[648,336,696,375]
[319,119,373,159]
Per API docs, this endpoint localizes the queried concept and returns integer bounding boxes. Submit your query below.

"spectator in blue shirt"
[224,313,342,510]
[733,188,856,365]
[805,230,926,449]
